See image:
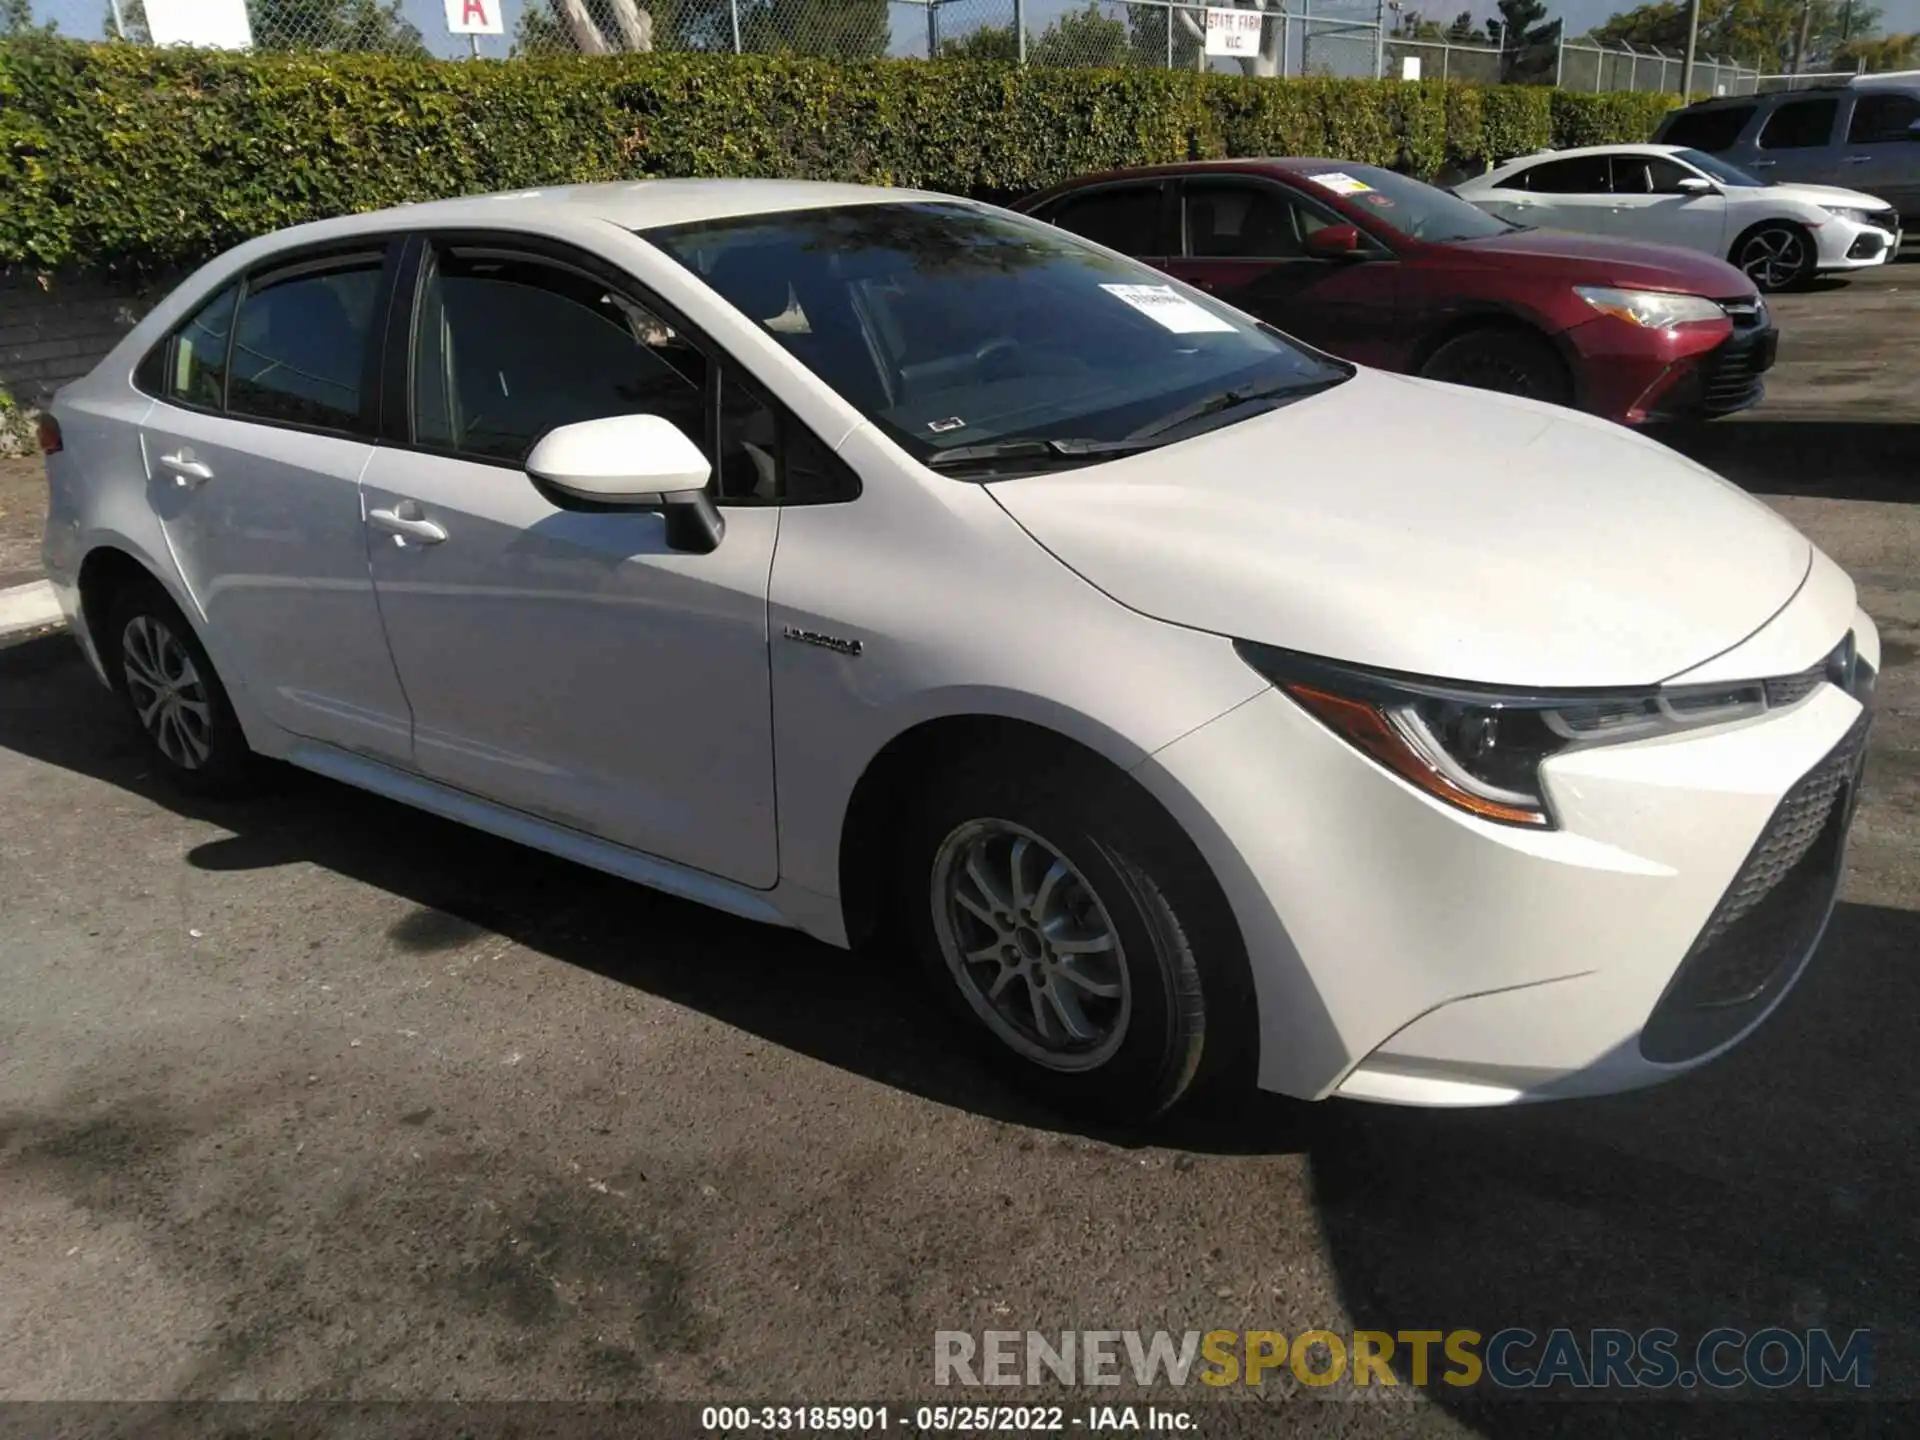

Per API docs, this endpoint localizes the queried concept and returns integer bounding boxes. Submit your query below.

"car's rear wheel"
[1417,327,1573,407]
[1732,221,1816,293]
[898,750,1250,1123]
[106,578,257,795]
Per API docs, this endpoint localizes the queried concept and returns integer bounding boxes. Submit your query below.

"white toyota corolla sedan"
[1454,144,1901,292]
[39,180,1878,1120]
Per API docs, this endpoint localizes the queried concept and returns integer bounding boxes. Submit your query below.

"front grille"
[1694,308,1776,416]
[1764,635,1854,709]
[1639,711,1870,1064]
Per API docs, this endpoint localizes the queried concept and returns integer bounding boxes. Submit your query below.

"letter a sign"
[445,0,504,34]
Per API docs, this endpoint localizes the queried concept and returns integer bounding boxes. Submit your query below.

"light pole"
[1680,0,1700,97]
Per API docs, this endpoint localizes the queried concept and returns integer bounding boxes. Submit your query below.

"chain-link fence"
[81,0,1760,93]
[1556,38,1759,96]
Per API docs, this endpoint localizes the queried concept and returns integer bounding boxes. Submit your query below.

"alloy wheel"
[929,818,1131,1071]
[1738,227,1807,291]
[120,614,214,770]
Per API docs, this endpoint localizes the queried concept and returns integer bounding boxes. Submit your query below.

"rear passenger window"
[1759,98,1839,150]
[1517,156,1612,194]
[229,258,383,432]
[1848,92,1920,143]
[163,285,239,410]
[1045,186,1164,255]
[1660,105,1756,152]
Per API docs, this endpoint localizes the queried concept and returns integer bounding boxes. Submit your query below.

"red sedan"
[1013,158,1777,425]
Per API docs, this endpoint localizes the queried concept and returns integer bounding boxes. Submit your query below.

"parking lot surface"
[2,263,1916,1431]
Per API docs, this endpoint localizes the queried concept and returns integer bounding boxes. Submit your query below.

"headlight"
[1235,643,1780,829]
[1821,205,1887,227]
[1574,286,1726,329]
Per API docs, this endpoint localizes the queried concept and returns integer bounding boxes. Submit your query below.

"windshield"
[1290,164,1519,243]
[1676,149,1768,188]
[641,202,1349,474]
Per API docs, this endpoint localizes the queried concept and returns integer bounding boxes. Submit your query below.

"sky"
[29,0,1920,62]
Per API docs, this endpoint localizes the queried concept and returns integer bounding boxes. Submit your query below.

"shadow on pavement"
[5,630,1915,1425]
[1654,420,1920,504]
[0,631,1314,1157]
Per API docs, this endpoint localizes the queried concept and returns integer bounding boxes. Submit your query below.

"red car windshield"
[1292,165,1520,244]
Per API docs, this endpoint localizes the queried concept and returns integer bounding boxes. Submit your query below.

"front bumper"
[1816,216,1900,270]
[1564,307,1775,426]
[1136,607,1878,1106]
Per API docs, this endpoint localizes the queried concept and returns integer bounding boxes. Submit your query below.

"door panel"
[361,451,780,886]
[1841,92,1920,216]
[1604,156,1729,255]
[362,238,781,887]
[139,250,413,761]
[1751,97,1843,186]
[142,411,410,758]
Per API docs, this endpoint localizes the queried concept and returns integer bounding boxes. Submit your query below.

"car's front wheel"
[106,577,258,795]
[1417,326,1573,408]
[899,750,1250,1123]
[1732,221,1817,293]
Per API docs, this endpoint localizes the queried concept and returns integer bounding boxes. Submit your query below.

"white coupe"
[1454,143,1901,292]
[39,179,1879,1119]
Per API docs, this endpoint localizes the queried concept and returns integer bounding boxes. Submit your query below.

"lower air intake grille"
[1639,711,1870,1064]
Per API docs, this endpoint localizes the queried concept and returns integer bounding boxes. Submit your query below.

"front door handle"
[1751,159,1777,168]
[368,505,449,546]
[1841,155,1872,164]
[158,452,213,488]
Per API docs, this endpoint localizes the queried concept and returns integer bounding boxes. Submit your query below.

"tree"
[246,0,427,52]
[525,0,886,59]
[1,0,56,35]
[104,0,150,41]
[1446,10,1480,43]
[1029,1,1128,68]
[1128,1,1206,70]
[1493,0,1559,79]
[1834,30,1918,70]
[940,23,1021,62]
[1591,0,1882,70]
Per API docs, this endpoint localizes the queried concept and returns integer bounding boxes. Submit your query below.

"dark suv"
[1653,78,1920,228]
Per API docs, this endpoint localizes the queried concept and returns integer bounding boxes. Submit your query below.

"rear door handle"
[368,506,449,545]
[158,452,213,487]
[1842,155,1872,164]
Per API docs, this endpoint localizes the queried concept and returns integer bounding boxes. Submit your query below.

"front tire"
[1732,221,1817,293]
[105,578,257,795]
[899,751,1249,1123]
[1417,326,1573,407]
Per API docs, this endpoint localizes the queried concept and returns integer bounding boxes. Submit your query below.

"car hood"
[988,369,1813,688]
[1446,227,1756,295]
[1763,182,1898,212]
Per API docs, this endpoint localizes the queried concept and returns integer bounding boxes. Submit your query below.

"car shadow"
[0,631,1317,1157]
[6,630,1917,1424]
[1653,419,1920,504]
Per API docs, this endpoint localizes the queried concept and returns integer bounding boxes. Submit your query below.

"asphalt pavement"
[1,264,1916,1434]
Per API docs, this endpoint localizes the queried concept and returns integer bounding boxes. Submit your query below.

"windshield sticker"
[1361,193,1396,208]
[1099,284,1236,335]
[1308,172,1374,195]
[927,416,967,433]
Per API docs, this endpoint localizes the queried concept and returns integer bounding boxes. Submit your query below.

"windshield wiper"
[925,436,1165,471]
[1130,376,1339,441]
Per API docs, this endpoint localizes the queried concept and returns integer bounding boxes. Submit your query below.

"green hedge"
[0,39,1677,276]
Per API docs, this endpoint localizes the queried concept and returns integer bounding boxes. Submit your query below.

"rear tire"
[896,748,1252,1124]
[1731,221,1817,293]
[104,577,258,796]
[1417,326,1573,407]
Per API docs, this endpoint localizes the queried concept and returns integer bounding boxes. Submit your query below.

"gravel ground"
[1,264,1915,1437]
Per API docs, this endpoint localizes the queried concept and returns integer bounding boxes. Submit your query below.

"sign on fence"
[1400,56,1422,79]
[1204,7,1264,58]
[144,0,252,49]
[444,0,505,36]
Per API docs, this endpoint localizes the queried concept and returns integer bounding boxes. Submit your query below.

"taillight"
[36,414,63,456]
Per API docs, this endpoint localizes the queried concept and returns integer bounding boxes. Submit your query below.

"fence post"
[927,0,938,58]
[1014,0,1026,63]
[1554,35,1564,87]
[1167,1,1175,68]
[729,0,741,54]
[1373,0,1385,79]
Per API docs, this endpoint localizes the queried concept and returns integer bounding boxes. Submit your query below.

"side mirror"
[1303,224,1364,259]
[526,413,724,554]
[1675,176,1717,195]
